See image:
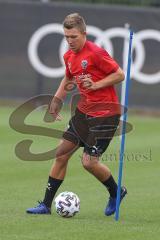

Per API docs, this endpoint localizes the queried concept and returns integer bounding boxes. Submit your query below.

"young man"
[26,13,127,216]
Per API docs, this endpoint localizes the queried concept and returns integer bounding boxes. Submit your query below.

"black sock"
[43,176,63,208]
[102,175,117,198]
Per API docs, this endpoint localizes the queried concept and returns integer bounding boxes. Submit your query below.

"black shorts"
[63,108,120,157]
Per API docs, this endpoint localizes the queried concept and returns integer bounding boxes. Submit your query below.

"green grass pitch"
[0,106,160,240]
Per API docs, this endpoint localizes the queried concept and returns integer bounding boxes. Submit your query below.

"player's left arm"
[82,67,125,90]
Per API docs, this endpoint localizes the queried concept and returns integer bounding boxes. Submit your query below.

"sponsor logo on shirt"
[78,73,91,81]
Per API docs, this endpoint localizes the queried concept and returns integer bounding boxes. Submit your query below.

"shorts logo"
[81,60,88,70]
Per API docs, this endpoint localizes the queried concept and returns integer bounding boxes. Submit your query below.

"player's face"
[64,27,86,53]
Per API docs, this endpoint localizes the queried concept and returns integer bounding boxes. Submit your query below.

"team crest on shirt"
[81,60,88,70]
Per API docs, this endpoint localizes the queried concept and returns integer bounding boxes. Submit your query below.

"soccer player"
[26,13,127,216]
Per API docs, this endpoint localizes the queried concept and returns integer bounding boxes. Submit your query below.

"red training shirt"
[64,40,121,117]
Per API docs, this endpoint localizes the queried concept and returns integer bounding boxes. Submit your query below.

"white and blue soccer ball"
[54,191,80,218]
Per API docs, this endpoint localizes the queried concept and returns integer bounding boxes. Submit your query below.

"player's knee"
[55,145,69,159]
[55,148,63,159]
[55,155,68,167]
[55,149,69,165]
[81,153,98,171]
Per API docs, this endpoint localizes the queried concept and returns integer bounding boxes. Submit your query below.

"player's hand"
[50,111,62,121]
[82,77,98,90]
[49,97,63,121]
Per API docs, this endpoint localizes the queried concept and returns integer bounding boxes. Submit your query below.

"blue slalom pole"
[115,30,134,221]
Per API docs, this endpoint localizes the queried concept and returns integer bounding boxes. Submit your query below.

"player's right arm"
[49,75,70,120]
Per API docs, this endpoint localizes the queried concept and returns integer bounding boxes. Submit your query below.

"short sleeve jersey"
[64,40,120,117]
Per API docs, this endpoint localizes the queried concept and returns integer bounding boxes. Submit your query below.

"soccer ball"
[54,191,80,218]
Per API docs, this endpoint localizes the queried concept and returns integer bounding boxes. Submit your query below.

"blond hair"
[63,13,86,33]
